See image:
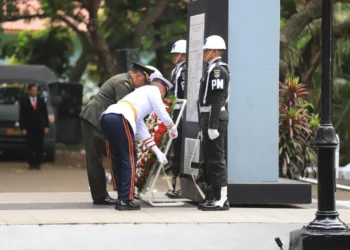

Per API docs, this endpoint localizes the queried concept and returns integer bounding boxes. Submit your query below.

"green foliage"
[8,26,74,80]
[279,76,320,179]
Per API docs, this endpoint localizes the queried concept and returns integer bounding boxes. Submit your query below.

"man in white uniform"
[100,73,178,211]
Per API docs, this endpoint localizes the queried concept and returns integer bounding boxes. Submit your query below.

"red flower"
[165,107,170,113]
[163,99,173,105]
[158,123,167,134]
[152,113,158,120]
[149,158,155,164]
[155,139,161,146]
[137,163,143,168]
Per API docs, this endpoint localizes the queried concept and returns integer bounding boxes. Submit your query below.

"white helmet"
[171,40,187,53]
[145,65,162,76]
[203,35,226,50]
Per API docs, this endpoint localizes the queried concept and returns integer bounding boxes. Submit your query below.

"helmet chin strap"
[205,49,214,62]
[174,53,182,64]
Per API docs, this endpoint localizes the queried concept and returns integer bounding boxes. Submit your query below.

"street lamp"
[289,0,350,248]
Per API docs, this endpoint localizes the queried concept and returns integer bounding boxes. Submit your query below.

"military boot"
[200,186,230,211]
[166,176,183,199]
[197,184,213,209]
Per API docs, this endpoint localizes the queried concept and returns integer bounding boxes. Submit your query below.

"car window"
[0,82,48,105]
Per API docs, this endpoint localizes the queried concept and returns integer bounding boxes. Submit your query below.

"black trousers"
[81,119,109,201]
[26,127,44,166]
[199,111,229,188]
[100,113,136,201]
[171,109,182,177]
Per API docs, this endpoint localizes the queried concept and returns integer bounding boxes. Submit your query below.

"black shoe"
[197,199,214,210]
[115,200,141,211]
[200,199,230,211]
[165,189,182,199]
[93,195,117,205]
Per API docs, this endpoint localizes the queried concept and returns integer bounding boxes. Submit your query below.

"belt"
[174,103,182,110]
[118,100,137,120]
[199,106,225,113]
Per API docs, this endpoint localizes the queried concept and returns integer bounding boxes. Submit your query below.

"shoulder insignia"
[213,69,220,78]
[124,82,130,88]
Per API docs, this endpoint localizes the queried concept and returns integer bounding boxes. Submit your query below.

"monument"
[180,0,311,205]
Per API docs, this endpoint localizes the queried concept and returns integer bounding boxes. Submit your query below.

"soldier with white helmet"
[166,39,187,199]
[197,35,231,211]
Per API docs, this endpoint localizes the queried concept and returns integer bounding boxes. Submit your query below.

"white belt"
[199,106,225,113]
[174,104,182,110]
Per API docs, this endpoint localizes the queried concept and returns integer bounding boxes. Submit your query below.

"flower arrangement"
[135,95,178,192]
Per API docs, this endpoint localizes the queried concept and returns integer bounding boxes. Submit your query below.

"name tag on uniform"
[211,79,224,90]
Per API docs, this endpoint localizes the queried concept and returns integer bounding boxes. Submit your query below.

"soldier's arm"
[136,119,155,148]
[209,66,228,130]
[149,87,174,129]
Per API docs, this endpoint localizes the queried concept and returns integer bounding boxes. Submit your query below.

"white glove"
[152,146,168,165]
[168,126,178,139]
[208,129,220,140]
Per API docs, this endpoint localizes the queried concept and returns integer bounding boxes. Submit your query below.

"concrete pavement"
[0,192,349,249]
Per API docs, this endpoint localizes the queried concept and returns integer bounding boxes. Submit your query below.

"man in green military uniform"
[80,62,156,205]
[197,35,231,211]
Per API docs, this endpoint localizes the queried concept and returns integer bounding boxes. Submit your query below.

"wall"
[227,0,280,182]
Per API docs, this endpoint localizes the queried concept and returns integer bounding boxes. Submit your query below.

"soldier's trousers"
[81,119,108,201]
[200,111,229,187]
[171,109,183,177]
[100,113,136,201]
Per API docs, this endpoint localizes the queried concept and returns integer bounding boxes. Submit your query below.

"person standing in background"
[166,39,187,199]
[197,35,231,211]
[19,84,50,170]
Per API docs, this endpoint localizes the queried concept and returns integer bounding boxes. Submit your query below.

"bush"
[279,76,320,179]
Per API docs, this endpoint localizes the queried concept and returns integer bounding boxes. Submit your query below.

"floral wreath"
[135,95,177,192]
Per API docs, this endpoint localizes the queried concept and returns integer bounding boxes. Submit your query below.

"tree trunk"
[69,51,89,82]
[154,23,164,73]
[86,0,117,81]
[296,20,350,88]
[296,33,321,88]
[132,0,169,48]
[280,0,350,55]
[280,0,322,54]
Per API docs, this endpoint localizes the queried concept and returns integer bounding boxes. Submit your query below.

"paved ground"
[0,223,307,250]
[0,156,349,250]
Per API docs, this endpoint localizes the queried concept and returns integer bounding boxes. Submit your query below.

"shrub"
[279,76,320,179]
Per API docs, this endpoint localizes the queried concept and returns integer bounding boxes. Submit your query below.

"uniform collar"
[208,56,222,67]
[176,61,186,69]
[126,72,135,90]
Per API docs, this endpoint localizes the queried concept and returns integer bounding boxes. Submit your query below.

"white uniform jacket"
[102,85,174,148]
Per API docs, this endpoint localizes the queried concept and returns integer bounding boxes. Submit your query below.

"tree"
[280,0,350,85]
[0,0,177,84]
[8,26,74,80]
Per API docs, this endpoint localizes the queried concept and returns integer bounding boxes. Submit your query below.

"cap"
[145,65,162,76]
[131,61,156,82]
[150,73,173,91]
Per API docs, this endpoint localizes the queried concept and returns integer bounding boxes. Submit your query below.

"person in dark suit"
[19,84,49,170]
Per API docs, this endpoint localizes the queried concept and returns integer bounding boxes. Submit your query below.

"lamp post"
[289,0,350,248]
